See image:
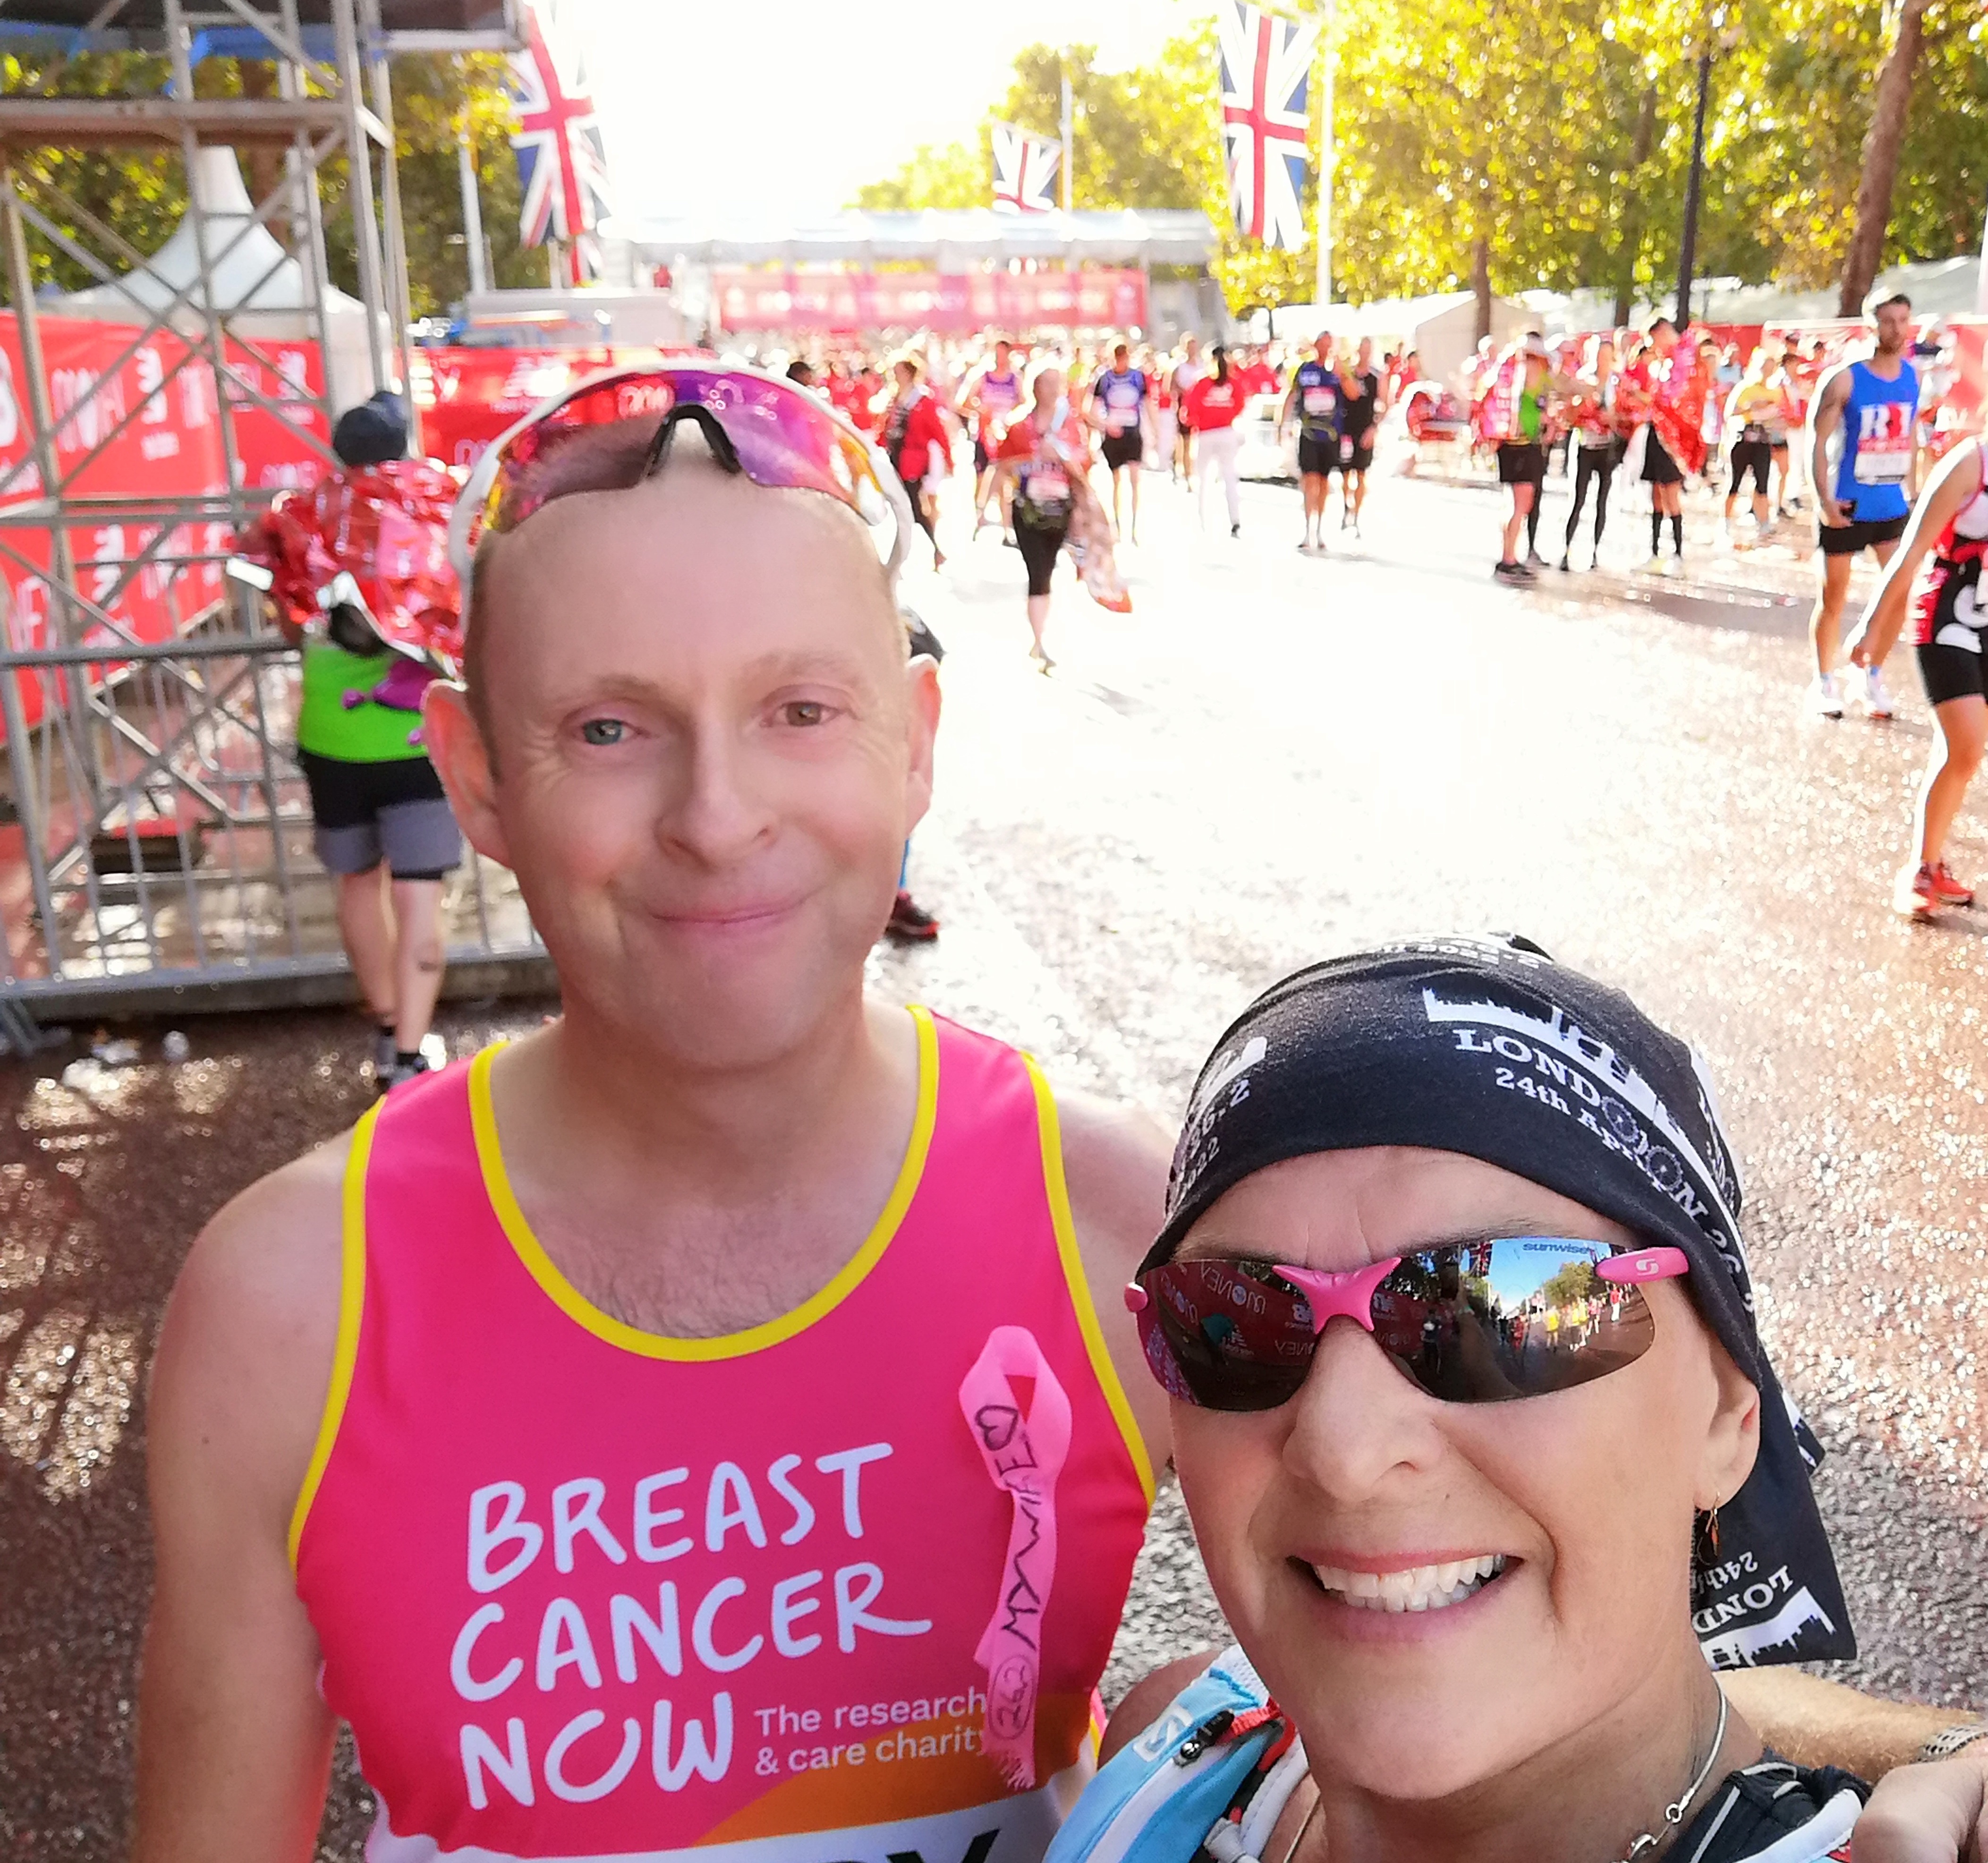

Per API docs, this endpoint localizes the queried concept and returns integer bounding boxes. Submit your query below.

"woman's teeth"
[1310,1553,1507,1613]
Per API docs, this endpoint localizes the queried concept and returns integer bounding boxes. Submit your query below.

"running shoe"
[884,890,941,943]
[1526,549,1548,569]
[1659,557,1682,578]
[1493,560,1529,584]
[377,1035,447,1095]
[1929,862,1975,906]
[373,1024,397,1077]
[1643,554,1664,574]
[1231,522,1242,538]
[1895,862,1942,919]
[1807,673,1844,719]
[1850,663,1896,719]
[1028,642,1056,673]
[1556,554,1572,573]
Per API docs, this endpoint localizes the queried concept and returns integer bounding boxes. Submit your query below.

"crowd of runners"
[766,309,1986,934]
[1463,293,1987,925]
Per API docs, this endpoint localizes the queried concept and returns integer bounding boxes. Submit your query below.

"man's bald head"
[462,423,901,757]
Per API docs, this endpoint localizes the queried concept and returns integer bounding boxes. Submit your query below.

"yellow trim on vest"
[288,1102,380,1571]
[1024,1055,1156,1505]
[469,1007,939,1361]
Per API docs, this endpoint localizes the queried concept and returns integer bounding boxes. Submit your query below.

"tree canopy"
[850,0,1988,315]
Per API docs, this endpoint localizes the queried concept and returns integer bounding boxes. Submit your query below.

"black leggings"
[1564,445,1618,553]
[896,468,938,547]
[1016,521,1066,597]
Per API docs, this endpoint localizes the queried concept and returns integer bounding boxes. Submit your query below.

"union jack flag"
[1218,1,1318,252]
[991,122,1061,215]
[507,0,613,250]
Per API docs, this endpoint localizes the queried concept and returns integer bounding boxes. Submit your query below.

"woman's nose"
[1279,1319,1443,1501]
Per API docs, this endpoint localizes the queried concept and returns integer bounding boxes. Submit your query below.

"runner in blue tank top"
[1806,293,1920,721]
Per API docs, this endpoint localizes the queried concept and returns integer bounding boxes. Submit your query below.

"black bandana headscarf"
[1146,933,1852,1669]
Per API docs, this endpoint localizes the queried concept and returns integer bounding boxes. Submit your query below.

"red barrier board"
[710,268,1150,335]
[0,315,328,736]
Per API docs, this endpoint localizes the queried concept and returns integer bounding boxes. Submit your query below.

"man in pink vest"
[134,366,1988,1861]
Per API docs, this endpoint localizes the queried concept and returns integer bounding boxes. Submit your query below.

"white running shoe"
[1808,673,1844,719]
[1851,663,1896,719]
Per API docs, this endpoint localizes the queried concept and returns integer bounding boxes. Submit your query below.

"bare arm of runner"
[1847,440,1983,670]
[133,1139,353,1863]
[1812,368,1853,525]
[1854,1758,1988,1861]
[1057,1090,1175,1480]
[1278,379,1300,441]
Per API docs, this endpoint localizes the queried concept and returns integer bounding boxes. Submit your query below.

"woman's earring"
[1696,1503,1722,1560]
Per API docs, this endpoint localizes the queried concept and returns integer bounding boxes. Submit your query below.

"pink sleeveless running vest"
[292,1008,1154,1863]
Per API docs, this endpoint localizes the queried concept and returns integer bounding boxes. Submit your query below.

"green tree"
[846,2,1988,322]
[852,138,986,210]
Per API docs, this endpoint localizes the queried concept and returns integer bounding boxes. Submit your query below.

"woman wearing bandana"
[1054,937,1870,1863]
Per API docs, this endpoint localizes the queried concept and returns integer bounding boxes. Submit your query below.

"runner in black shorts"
[1848,435,1988,917]
[1334,336,1384,535]
[1089,340,1151,543]
[1280,332,1344,554]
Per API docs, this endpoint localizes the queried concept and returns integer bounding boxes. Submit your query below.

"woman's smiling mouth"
[1304,1553,1511,1614]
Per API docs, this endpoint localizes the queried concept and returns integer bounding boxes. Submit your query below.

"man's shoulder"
[149,1125,362,1542]
[159,1131,356,1432]
[1053,1090,1172,1277]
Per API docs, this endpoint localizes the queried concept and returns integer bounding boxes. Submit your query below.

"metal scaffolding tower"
[0,0,547,1044]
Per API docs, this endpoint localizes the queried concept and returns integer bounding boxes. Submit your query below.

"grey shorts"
[299,749,462,881]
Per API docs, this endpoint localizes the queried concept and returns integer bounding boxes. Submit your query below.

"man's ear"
[1696,1337,1762,1514]
[422,681,512,870]
[902,653,942,838]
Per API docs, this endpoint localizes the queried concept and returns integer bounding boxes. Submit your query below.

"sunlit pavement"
[4,461,1988,1855]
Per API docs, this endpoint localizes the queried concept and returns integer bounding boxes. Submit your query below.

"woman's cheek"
[1177,1416,1278,1613]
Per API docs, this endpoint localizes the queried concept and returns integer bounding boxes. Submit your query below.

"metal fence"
[0,0,548,1044]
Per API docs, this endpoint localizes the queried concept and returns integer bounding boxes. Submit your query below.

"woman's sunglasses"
[448,364,913,600]
[1125,1239,1689,1412]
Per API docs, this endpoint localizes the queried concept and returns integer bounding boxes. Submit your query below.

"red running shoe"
[885,890,940,942]
[1929,862,1975,906]
[1894,863,1942,920]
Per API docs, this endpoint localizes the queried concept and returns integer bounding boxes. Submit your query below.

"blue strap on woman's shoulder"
[1045,1649,1278,1863]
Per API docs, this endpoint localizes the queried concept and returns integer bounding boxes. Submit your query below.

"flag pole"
[1060,72,1073,213]
[457,114,490,298]
[1315,0,1335,307]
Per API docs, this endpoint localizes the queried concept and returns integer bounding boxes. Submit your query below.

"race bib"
[1340,434,1355,462]
[1303,387,1335,415]
[1853,404,1912,485]
[1025,468,1069,507]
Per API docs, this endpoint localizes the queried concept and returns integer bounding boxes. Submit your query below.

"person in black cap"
[1061,935,1876,1863]
[239,390,463,1089]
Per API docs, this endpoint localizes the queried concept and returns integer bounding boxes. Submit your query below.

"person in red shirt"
[882,352,952,571]
[1184,345,1246,536]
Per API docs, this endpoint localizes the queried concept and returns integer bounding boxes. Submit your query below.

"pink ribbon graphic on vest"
[959,1325,1072,1791]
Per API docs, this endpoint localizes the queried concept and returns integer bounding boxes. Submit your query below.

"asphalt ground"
[6,455,1988,1857]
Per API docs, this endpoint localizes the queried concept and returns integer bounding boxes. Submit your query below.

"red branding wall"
[711,268,1149,335]
[0,315,327,733]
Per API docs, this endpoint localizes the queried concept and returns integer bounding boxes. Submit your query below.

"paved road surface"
[6,462,1988,1858]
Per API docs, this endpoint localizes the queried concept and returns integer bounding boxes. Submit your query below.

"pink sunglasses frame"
[1124,1243,1691,1335]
